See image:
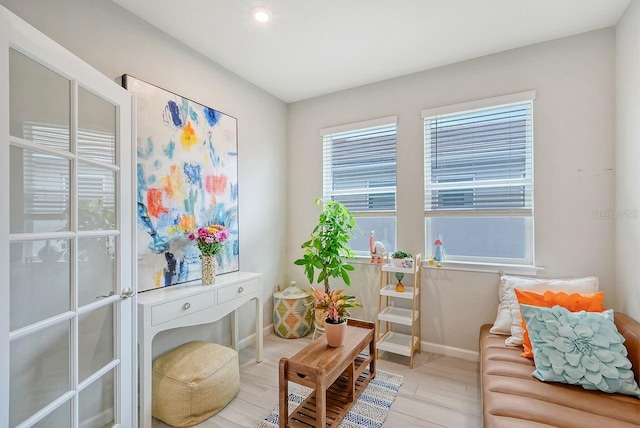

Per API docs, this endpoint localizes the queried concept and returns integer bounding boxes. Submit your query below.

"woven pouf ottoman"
[152,341,239,427]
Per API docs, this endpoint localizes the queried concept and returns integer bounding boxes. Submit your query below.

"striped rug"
[257,369,403,428]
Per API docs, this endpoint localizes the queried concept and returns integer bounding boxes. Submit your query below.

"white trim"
[421,340,479,362]
[77,359,119,392]
[238,323,275,349]
[423,260,543,275]
[421,90,536,118]
[424,208,532,217]
[350,255,542,275]
[15,391,74,428]
[320,115,397,136]
[79,409,113,428]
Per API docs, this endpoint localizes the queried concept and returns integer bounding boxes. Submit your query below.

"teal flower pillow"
[520,304,640,398]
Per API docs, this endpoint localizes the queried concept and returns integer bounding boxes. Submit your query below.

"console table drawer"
[151,293,216,326]
[218,278,260,304]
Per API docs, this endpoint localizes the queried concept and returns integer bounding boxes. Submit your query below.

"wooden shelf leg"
[370,331,376,378]
[347,362,355,402]
[279,358,289,428]
[316,369,326,428]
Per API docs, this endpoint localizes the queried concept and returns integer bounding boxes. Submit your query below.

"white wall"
[288,29,617,354]
[1,0,288,358]
[615,0,640,320]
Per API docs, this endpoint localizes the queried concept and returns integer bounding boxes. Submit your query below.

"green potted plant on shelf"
[391,250,413,268]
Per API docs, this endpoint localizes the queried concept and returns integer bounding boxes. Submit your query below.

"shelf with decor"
[376,252,422,368]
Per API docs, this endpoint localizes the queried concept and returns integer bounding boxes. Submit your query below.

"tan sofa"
[480,312,640,427]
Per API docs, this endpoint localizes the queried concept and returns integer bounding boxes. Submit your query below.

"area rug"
[257,369,403,428]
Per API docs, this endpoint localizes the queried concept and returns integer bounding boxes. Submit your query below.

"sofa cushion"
[521,305,640,397]
[480,321,640,428]
[488,275,599,345]
[514,289,605,358]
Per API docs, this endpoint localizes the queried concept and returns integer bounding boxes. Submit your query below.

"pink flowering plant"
[187,225,230,257]
[309,287,362,324]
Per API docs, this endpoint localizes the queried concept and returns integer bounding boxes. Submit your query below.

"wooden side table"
[278,319,376,428]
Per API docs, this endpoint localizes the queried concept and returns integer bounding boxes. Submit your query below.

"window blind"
[23,122,116,216]
[423,99,533,216]
[322,121,397,212]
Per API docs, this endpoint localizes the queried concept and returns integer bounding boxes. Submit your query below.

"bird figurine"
[429,234,446,268]
[369,230,386,264]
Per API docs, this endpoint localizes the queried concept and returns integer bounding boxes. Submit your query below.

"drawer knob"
[238,287,244,293]
[183,302,191,310]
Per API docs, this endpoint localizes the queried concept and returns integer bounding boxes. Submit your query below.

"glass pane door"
[1,7,133,427]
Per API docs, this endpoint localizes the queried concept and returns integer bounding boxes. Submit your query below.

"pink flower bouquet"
[187,225,229,257]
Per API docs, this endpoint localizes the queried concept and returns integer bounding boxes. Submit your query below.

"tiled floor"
[152,333,482,427]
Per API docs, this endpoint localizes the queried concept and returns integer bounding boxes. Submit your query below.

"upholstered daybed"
[480,312,640,427]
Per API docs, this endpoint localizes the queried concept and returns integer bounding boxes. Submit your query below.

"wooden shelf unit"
[376,253,422,368]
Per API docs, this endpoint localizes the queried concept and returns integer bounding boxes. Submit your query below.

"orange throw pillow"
[514,289,606,358]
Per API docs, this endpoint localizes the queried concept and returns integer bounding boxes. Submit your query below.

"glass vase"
[201,255,216,285]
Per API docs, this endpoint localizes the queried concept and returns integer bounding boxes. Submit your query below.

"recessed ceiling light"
[251,6,272,23]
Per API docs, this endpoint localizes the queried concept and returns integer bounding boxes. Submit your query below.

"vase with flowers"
[187,225,229,285]
[309,287,362,347]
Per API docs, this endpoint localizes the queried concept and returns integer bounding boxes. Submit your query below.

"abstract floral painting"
[123,75,239,292]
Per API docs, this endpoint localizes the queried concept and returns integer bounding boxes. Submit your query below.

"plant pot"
[391,257,412,268]
[201,255,216,285]
[324,318,347,347]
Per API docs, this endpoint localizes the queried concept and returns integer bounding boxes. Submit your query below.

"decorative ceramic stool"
[273,282,313,338]
[152,341,239,427]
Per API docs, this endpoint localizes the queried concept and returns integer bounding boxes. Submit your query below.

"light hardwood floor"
[152,333,482,428]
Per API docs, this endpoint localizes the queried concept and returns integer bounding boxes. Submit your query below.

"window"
[22,122,116,231]
[423,91,535,264]
[322,116,397,255]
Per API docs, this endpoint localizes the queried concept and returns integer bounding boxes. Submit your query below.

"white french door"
[0,6,134,428]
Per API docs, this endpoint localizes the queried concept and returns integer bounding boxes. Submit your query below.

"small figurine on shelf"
[428,234,446,268]
[369,230,386,264]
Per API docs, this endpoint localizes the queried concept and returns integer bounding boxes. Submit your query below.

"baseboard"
[238,325,479,362]
[80,409,112,428]
[238,323,274,349]
[421,340,479,362]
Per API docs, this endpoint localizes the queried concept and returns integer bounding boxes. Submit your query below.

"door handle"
[96,290,115,299]
[120,287,136,300]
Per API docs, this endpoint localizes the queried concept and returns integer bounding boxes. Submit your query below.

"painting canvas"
[123,75,239,292]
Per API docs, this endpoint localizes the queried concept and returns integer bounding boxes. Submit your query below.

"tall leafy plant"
[294,199,360,293]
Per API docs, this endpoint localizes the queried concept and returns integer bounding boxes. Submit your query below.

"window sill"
[348,255,543,276]
[422,260,543,275]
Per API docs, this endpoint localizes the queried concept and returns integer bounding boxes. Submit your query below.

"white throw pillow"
[490,275,599,346]
[489,276,513,335]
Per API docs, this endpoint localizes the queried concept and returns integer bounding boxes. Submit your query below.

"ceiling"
[111,0,631,103]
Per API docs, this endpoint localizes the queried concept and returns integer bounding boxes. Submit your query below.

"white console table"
[137,271,263,428]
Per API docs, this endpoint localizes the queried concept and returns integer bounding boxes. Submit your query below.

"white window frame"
[422,91,536,265]
[321,116,398,256]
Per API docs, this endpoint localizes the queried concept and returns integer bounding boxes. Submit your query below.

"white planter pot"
[391,258,412,268]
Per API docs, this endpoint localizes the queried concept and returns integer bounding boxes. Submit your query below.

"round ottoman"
[273,282,313,338]
[152,341,239,427]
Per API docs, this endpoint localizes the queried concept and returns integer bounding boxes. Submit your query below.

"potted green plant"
[294,199,360,293]
[309,287,362,347]
[391,250,413,268]
[294,199,361,329]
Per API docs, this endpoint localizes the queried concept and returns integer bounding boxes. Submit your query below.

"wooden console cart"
[278,319,376,428]
[377,253,422,368]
